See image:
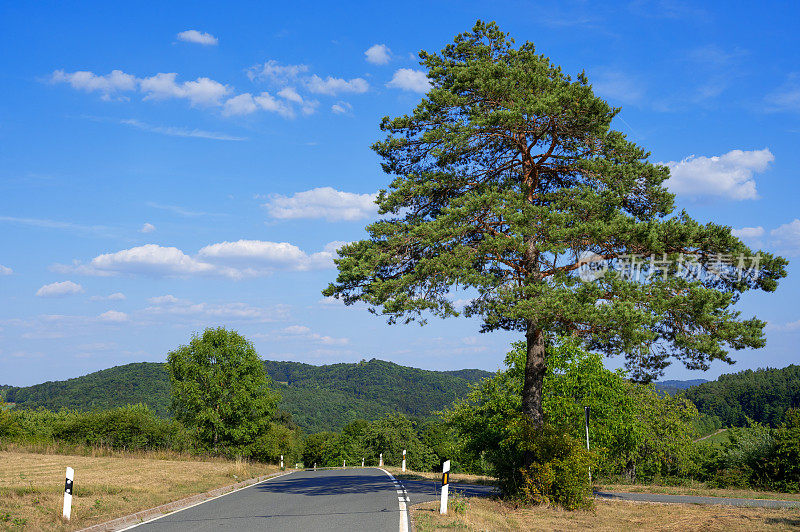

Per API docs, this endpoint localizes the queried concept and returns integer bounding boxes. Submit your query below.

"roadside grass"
[411,497,800,531]
[694,428,730,447]
[382,466,496,486]
[0,449,278,531]
[598,483,800,502]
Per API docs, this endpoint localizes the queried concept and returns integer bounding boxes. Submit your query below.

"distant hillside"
[684,365,800,427]
[654,378,708,395]
[3,359,492,433]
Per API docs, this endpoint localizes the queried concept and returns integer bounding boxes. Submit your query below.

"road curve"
[596,490,800,508]
[126,468,407,532]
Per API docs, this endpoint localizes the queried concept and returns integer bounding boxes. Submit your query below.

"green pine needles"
[324,21,787,430]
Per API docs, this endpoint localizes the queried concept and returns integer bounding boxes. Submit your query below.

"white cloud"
[120,119,245,141]
[664,148,773,200]
[765,73,800,113]
[176,30,218,46]
[306,75,369,95]
[277,87,318,115]
[770,219,800,256]
[140,222,156,233]
[91,244,218,277]
[591,70,644,105]
[0,265,12,275]
[57,240,343,279]
[264,187,378,221]
[222,93,258,116]
[90,292,126,301]
[386,69,431,93]
[732,226,765,239]
[277,87,303,103]
[365,44,391,65]
[140,73,230,106]
[51,69,136,98]
[281,324,349,345]
[53,69,231,108]
[36,281,84,298]
[98,310,129,323]
[247,60,309,85]
[199,240,310,268]
[148,294,180,304]
[144,298,287,322]
[223,92,297,118]
[331,101,352,114]
[0,215,114,237]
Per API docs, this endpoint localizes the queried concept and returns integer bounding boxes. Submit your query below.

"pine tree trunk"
[521,322,547,469]
[522,321,546,427]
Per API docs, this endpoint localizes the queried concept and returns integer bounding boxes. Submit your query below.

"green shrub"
[517,422,595,510]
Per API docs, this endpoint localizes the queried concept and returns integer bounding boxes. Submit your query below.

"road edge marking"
[115,470,297,531]
[379,468,409,532]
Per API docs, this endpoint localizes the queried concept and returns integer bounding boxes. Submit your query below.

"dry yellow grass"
[0,449,278,531]
[599,483,800,502]
[383,466,496,486]
[411,497,800,531]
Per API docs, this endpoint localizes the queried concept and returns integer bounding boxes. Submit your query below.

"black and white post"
[439,460,450,514]
[280,455,284,470]
[343,459,346,468]
[402,449,406,472]
[62,466,74,521]
[362,457,365,467]
[584,406,592,483]
[379,453,383,467]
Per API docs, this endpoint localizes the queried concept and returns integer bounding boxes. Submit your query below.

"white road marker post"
[314,463,317,470]
[439,460,450,515]
[379,453,383,467]
[343,459,346,469]
[362,457,365,467]
[62,466,74,521]
[584,406,592,483]
[402,449,406,472]
[280,455,284,470]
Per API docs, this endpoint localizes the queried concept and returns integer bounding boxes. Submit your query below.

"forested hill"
[2,359,493,433]
[654,379,708,396]
[684,365,800,427]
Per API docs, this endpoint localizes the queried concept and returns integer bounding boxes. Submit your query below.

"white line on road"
[379,468,409,532]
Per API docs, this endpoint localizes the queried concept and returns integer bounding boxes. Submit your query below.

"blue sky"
[1,1,799,386]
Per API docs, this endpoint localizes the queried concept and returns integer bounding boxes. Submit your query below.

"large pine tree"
[324,21,787,431]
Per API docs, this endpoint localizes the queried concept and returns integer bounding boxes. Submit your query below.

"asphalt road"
[126,467,492,532]
[596,490,800,508]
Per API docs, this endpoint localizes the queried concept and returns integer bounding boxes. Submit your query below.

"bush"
[765,409,800,492]
[517,422,595,510]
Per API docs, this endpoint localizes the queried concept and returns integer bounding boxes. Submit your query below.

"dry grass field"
[411,497,800,531]
[0,448,279,531]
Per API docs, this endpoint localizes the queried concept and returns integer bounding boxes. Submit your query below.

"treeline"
[3,359,491,433]
[684,365,800,427]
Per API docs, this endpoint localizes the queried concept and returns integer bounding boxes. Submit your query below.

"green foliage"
[4,359,490,434]
[300,414,439,471]
[4,362,172,416]
[518,423,595,510]
[3,404,193,452]
[444,340,698,496]
[685,365,800,427]
[765,409,800,491]
[325,19,786,394]
[167,327,279,451]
